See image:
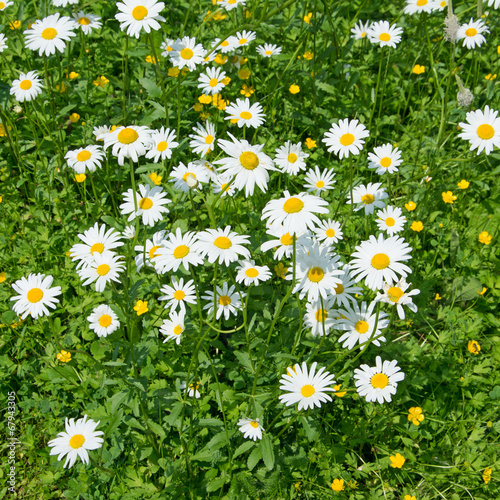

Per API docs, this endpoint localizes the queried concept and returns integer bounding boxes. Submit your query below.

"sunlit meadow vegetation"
[1,0,500,498]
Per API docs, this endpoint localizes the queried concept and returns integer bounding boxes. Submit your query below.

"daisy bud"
[186,173,199,189]
[122,225,136,239]
[13,105,22,114]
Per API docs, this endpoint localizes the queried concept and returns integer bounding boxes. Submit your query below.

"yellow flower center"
[240,111,252,120]
[180,48,194,60]
[174,290,186,300]
[69,434,85,449]
[339,133,355,146]
[209,78,219,87]
[173,325,183,335]
[219,295,231,306]
[250,421,259,428]
[287,153,298,163]
[477,124,494,140]
[90,242,104,254]
[371,373,389,389]
[27,288,43,303]
[42,27,57,40]
[78,17,91,25]
[280,233,294,245]
[465,27,477,37]
[99,314,112,327]
[380,156,392,167]
[0,2,5,8]
[221,40,229,47]
[205,135,214,144]
[371,253,390,270]
[315,309,327,322]
[239,38,247,45]
[355,320,369,334]
[283,197,304,214]
[132,6,148,20]
[182,172,196,182]
[156,141,168,151]
[118,128,138,144]
[387,286,404,303]
[76,150,91,162]
[214,236,232,249]
[20,79,32,90]
[245,268,259,278]
[300,384,315,397]
[326,228,335,238]
[173,245,189,259]
[416,0,427,5]
[334,283,344,294]
[96,264,110,276]
[149,245,160,259]
[385,217,395,227]
[316,180,325,188]
[239,151,259,170]
[138,197,153,210]
[265,50,272,55]
[361,194,375,204]
[307,267,325,283]
[379,33,391,42]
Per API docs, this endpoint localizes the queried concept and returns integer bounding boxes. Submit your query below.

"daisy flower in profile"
[133,229,167,272]
[198,67,227,95]
[256,43,282,57]
[223,0,246,11]
[170,162,211,193]
[350,234,413,291]
[195,226,250,266]
[347,183,388,215]
[115,0,165,38]
[180,381,201,398]
[189,122,216,156]
[404,0,436,15]
[24,13,77,57]
[170,36,206,71]
[87,305,120,338]
[48,415,104,469]
[102,125,152,166]
[160,310,185,345]
[215,133,275,197]
[120,184,170,227]
[274,141,309,175]
[313,219,343,245]
[376,206,406,235]
[367,21,403,49]
[236,260,272,286]
[305,297,337,337]
[375,279,420,319]
[202,282,245,320]
[262,191,329,235]
[224,98,265,128]
[303,165,336,195]
[337,301,389,350]
[10,71,43,102]
[158,278,197,313]
[73,12,102,35]
[322,118,370,159]
[65,145,104,174]
[351,20,371,39]
[279,362,336,411]
[237,418,264,441]
[0,33,8,52]
[212,174,238,197]
[93,125,110,141]
[11,273,61,320]
[354,356,405,404]
[77,253,125,292]
[368,143,402,174]
[458,105,500,155]
[154,228,204,273]
[457,19,489,49]
[330,264,362,308]
[145,127,178,162]
[260,224,311,260]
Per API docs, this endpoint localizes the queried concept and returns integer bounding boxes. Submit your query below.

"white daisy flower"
[195,226,250,266]
[322,118,370,159]
[102,125,152,166]
[158,278,197,314]
[375,279,420,319]
[119,184,170,227]
[211,37,238,54]
[0,33,8,52]
[330,264,362,309]
[256,43,282,57]
[368,143,402,174]
[115,0,165,38]
[133,229,167,272]
[160,310,185,344]
[145,127,178,162]
[222,0,246,11]
[274,141,309,175]
[376,206,406,235]
[458,105,500,155]
[160,37,175,57]
[198,67,227,95]
[404,0,436,15]
[170,161,211,193]
[237,418,264,441]
[170,36,206,71]
[303,165,337,195]
[367,21,403,49]
[77,252,125,292]
[350,234,413,291]
[347,182,388,215]
[65,145,105,174]
[259,224,310,260]
[233,30,256,47]
[0,1,13,10]
[279,362,336,411]
[93,125,110,141]
[52,0,78,6]
[354,356,405,404]
[73,12,102,35]
[224,98,265,129]
[11,273,61,320]
[486,0,500,9]
[10,71,43,102]
[87,304,120,338]
[154,228,204,273]
[24,13,77,57]
[122,225,136,239]
[456,18,489,49]
[236,260,272,286]
[313,219,343,245]
[304,297,337,337]
[212,175,237,197]
[433,0,448,9]
[48,415,104,469]
[351,20,371,39]
[180,381,201,398]
[189,122,216,157]
[202,282,245,320]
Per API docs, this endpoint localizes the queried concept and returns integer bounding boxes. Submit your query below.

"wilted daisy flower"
[347,183,388,215]
[180,381,201,398]
[376,206,406,235]
[256,43,282,57]
[375,279,420,319]
[351,20,371,39]
[198,67,227,95]
[354,356,405,404]
[87,304,120,338]
[313,219,343,245]
[330,264,362,308]
[77,253,125,292]
[456,19,489,49]
[224,98,265,128]
[115,0,165,38]
[170,161,211,193]
[279,362,336,411]
[260,224,310,260]
[367,21,403,48]
[122,225,136,239]
[274,141,309,175]
[196,226,250,265]
[337,301,389,350]
[120,184,170,227]
[458,105,500,155]
[10,71,44,102]
[11,273,62,320]
[322,118,370,159]
[160,310,185,344]
[24,13,77,57]
[158,277,197,313]
[368,143,402,174]
[404,0,436,14]
[236,260,272,286]
[48,415,104,469]
[305,297,337,337]
[350,234,413,291]
[170,36,206,70]
[303,165,337,195]
[73,12,102,34]
[133,229,167,272]
[145,127,178,162]
[65,145,104,174]
[103,125,152,166]
[154,228,204,273]
[0,33,8,52]
[189,122,216,156]
[202,282,245,320]
[223,0,246,11]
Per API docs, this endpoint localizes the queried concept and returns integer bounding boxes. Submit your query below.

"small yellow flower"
[74,173,86,182]
[442,191,457,204]
[9,20,21,29]
[347,480,358,490]
[303,51,314,60]
[240,84,254,97]
[389,453,405,468]
[435,293,442,300]
[221,76,231,85]
[498,46,500,55]
[198,94,212,104]
[0,124,7,137]
[238,68,251,80]
[303,12,313,24]
[333,384,346,397]
[468,340,481,354]
[305,138,317,149]
[457,179,469,190]
[134,300,149,316]
[168,67,180,77]
[485,74,497,81]
[214,54,227,65]
[0,272,6,283]
[331,479,344,492]
[439,223,443,228]
[410,221,424,232]
[214,11,227,21]
[193,103,203,112]
[478,287,487,296]
[412,64,425,75]
[274,263,288,279]
[405,201,417,211]
[293,481,301,491]
[289,84,300,94]
[93,75,109,87]
[55,82,66,93]
[404,496,417,500]
[57,350,71,363]
[68,71,79,79]
[145,55,158,64]
[408,407,425,426]
[149,172,162,185]
[478,231,492,245]
[483,467,492,484]
[69,113,80,123]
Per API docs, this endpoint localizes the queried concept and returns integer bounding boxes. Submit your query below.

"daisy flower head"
[145,127,178,162]
[10,71,43,102]
[367,21,403,49]
[329,264,363,308]
[160,310,185,345]
[154,228,204,273]
[170,161,211,193]
[0,33,8,52]
[274,141,309,175]
[337,301,389,350]
[347,182,388,215]
[212,37,238,54]
[198,66,227,95]
[236,260,272,286]
[223,0,246,10]
[52,0,78,5]
[103,125,152,166]
[87,304,120,338]
[202,282,245,320]
[115,0,165,38]
[368,143,402,174]
[11,273,61,320]
[158,277,197,313]
[458,105,500,155]
[65,145,104,174]
[256,43,282,57]
[93,125,111,141]
[233,30,256,48]
[189,122,216,156]
[170,36,206,71]
[351,20,371,39]
[212,174,238,197]
[303,165,337,195]
[279,362,336,411]
[375,279,420,319]
[434,0,448,9]
[24,13,77,57]
[48,415,104,469]
[77,252,125,292]
[180,381,201,398]
[350,234,413,291]
[305,297,337,337]
[195,226,250,266]
[0,1,13,10]
[322,118,370,159]
[224,98,265,129]
[160,37,175,57]
[376,206,406,235]
[313,219,343,245]
[215,132,275,197]
[404,0,436,15]
[119,184,170,227]
[457,19,489,49]
[260,224,311,260]
[73,12,102,35]
[133,229,167,272]
[262,190,329,235]
[238,418,264,441]
[354,356,405,404]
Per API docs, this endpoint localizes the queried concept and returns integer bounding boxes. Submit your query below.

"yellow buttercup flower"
[93,75,109,87]
[405,201,417,211]
[149,172,162,185]
[303,51,314,60]
[0,124,7,137]
[305,138,317,149]
[198,94,212,104]
[333,384,346,397]
[289,84,300,94]
[134,300,149,316]
[412,64,425,74]
[304,12,313,24]
[274,263,288,279]
[389,453,405,468]
[69,113,80,123]
[331,479,344,491]
[468,340,481,354]
[238,68,251,80]
[68,71,79,79]
[485,74,497,81]
[478,231,492,245]
[9,20,21,29]
[145,55,158,64]
[214,54,227,65]
[457,179,469,189]
[0,272,6,283]
[168,67,180,77]
[240,84,254,97]
[57,350,71,363]
[478,287,487,296]
[410,221,424,232]
[404,496,417,500]
[442,191,457,204]
[74,174,86,182]
[192,103,203,112]
[483,467,492,484]
[55,82,66,93]
[435,293,442,300]
[408,407,424,425]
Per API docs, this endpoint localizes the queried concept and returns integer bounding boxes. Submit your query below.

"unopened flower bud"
[186,173,199,189]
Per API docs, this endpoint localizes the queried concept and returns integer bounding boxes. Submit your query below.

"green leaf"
[139,77,162,99]
[260,434,275,471]
[233,440,255,459]
[234,350,254,373]
[452,277,482,301]
[247,446,262,471]
[206,475,228,493]
[148,420,166,440]
[489,386,500,400]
